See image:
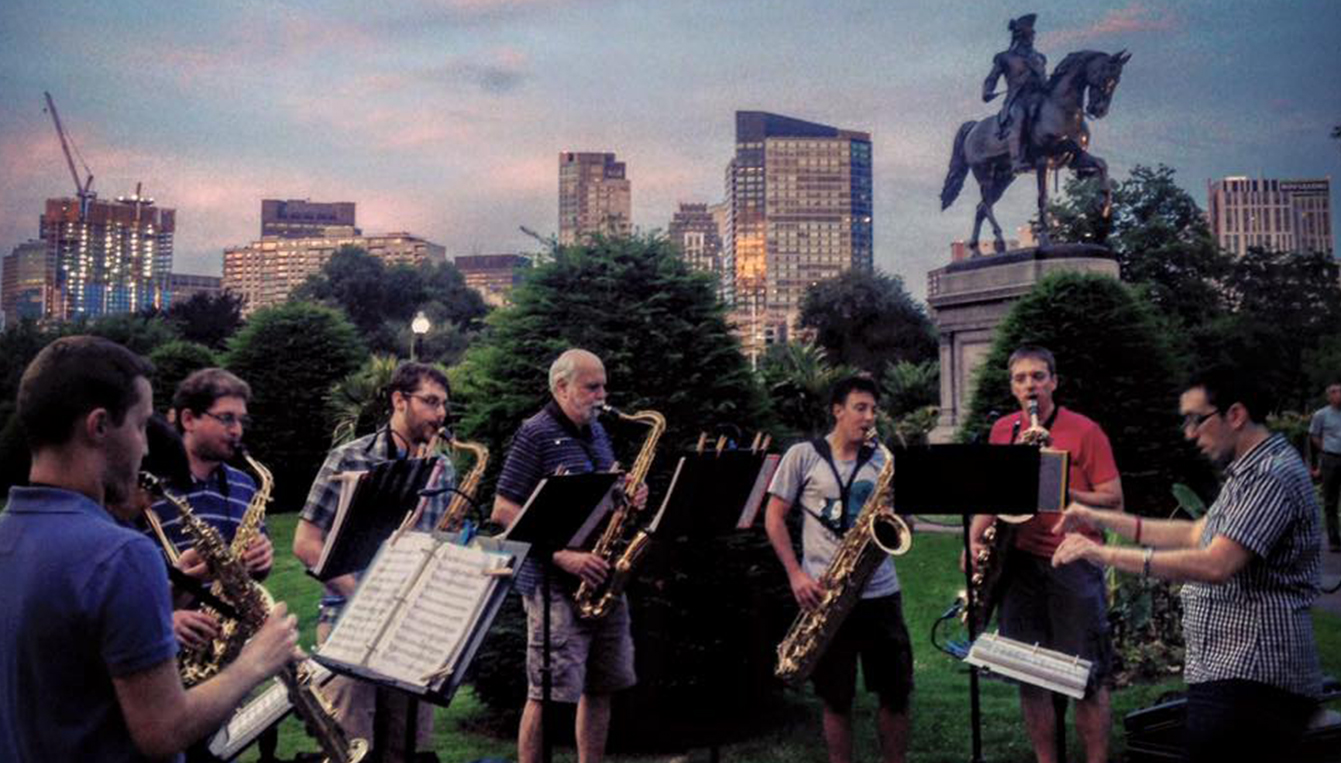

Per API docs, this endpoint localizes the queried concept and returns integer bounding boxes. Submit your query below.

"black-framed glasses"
[201,410,252,429]
[1181,409,1219,431]
[408,394,448,411]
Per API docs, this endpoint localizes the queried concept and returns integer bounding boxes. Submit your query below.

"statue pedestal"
[925,244,1118,443]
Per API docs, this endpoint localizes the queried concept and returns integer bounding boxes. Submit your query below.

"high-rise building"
[223,231,445,315]
[40,192,174,319]
[166,273,223,305]
[668,202,725,293]
[558,152,631,245]
[2,240,51,325]
[261,199,358,238]
[724,111,873,357]
[1207,176,1333,257]
[453,254,530,307]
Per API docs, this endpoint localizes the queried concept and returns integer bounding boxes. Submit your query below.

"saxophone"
[176,449,276,687]
[965,397,1048,634]
[572,405,666,620]
[436,433,489,533]
[774,437,912,687]
[139,473,368,763]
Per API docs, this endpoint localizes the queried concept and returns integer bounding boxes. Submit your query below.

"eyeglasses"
[408,394,448,411]
[201,410,252,429]
[1181,409,1219,431]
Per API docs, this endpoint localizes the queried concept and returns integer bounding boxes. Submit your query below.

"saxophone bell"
[871,512,913,556]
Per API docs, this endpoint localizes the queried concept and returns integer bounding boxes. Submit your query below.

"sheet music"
[366,542,509,688]
[319,532,436,666]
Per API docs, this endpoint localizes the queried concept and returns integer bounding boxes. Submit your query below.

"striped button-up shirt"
[146,462,264,555]
[496,401,615,595]
[1180,433,1323,698]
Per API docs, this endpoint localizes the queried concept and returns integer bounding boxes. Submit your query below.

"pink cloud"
[1045,4,1181,48]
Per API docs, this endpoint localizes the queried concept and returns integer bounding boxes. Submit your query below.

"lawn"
[243,514,1341,763]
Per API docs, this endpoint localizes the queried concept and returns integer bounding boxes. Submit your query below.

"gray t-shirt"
[767,440,899,598]
[1311,405,1341,455]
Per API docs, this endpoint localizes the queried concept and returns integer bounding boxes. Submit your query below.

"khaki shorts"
[522,587,637,703]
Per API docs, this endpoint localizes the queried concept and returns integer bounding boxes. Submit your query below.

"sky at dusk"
[2,0,1338,302]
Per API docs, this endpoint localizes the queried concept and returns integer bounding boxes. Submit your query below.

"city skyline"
[2,0,1338,303]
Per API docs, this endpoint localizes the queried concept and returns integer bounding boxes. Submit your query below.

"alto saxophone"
[572,405,666,620]
[139,473,368,763]
[774,436,912,687]
[965,397,1047,634]
[436,432,490,533]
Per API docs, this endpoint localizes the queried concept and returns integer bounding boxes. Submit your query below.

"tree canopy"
[798,268,937,373]
[165,291,246,350]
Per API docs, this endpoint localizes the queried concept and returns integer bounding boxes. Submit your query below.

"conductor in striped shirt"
[1052,367,1323,762]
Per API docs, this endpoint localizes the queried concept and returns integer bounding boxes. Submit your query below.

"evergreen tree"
[798,268,937,372]
[223,302,366,511]
[148,340,219,413]
[958,271,1208,515]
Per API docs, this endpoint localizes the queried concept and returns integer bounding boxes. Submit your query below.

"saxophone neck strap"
[810,437,876,532]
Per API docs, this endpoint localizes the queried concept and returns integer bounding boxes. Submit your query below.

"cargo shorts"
[522,587,637,702]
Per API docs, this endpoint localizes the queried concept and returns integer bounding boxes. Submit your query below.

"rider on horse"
[983,13,1047,174]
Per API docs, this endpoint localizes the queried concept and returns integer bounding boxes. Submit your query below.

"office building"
[166,273,224,305]
[559,152,631,245]
[668,202,725,292]
[453,254,530,307]
[1207,176,1333,257]
[2,240,51,325]
[724,111,873,356]
[261,199,358,238]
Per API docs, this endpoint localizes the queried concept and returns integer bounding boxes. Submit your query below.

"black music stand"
[503,472,622,763]
[894,444,1043,763]
[311,457,439,582]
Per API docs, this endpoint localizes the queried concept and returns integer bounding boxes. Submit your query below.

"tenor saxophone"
[774,438,911,687]
[139,473,368,763]
[436,432,490,533]
[572,405,666,620]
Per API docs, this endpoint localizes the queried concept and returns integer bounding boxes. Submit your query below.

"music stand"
[893,444,1042,763]
[502,472,622,763]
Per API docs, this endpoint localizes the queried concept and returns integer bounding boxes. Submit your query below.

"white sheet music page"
[366,541,508,688]
[319,532,437,667]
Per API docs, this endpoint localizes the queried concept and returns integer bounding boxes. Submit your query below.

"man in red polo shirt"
[968,345,1123,763]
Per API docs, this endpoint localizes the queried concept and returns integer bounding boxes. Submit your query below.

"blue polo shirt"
[0,486,180,763]
[496,401,616,594]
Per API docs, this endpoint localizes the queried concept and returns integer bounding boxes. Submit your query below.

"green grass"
[244,516,1341,763]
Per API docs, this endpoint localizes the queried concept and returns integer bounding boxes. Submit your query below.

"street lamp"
[410,310,431,361]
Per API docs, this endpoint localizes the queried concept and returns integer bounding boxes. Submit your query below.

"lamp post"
[410,311,431,362]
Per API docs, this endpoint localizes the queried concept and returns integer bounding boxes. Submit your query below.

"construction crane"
[43,91,96,218]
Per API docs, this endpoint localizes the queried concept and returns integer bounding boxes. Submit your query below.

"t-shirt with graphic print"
[767,439,898,599]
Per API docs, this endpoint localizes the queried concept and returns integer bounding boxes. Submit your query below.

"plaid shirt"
[1180,433,1323,698]
[299,427,455,612]
[145,462,264,555]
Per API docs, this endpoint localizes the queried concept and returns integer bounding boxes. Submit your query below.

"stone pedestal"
[926,244,1118,443]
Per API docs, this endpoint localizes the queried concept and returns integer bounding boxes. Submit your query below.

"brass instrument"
[965,397,1046,633]
[435,431,490,533]
[139,473,368,763]
[775,435,911,686]
[572,404,666,620]
[231,446,272,557]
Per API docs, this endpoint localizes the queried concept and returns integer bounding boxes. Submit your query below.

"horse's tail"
[940,120,975,210]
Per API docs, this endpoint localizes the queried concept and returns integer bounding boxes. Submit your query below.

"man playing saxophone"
[764,375,913,763]
[293,361,455,758]
[148,368,274,655]
[0,336,301,763]
[969,346,1123,763]
[490,348,642,763]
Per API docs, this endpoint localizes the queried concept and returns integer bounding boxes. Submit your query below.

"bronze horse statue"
[941,49,1131,254]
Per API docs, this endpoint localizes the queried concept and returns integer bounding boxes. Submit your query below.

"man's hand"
[788,569,826,612]
[172,610,220,650]
[1052,534,1101,568]
[1054,503,1098,535]
[234,603,303,684]
[631,482,650,511]
[175,547,210,580]
[553,550,610,588]
[241,535,274,576]
[1311,464,1322,481]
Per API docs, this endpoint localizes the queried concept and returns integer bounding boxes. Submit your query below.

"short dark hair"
[143,414,192,488]
[172,368,251,422]
[830,374,881,408]
[1008,346,1057,376]
[1186,366,1275,424]
[18,335,154,450]
[388,362,450,401]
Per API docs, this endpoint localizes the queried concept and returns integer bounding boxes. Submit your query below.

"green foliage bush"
[799,268,937,373]
[148,340,219,413]
[223,302,366,512]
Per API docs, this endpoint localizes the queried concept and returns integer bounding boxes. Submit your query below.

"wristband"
[1142,547,1154,578]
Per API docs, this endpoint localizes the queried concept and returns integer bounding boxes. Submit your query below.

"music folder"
[311,457,439,581]
[503,471,622,550]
